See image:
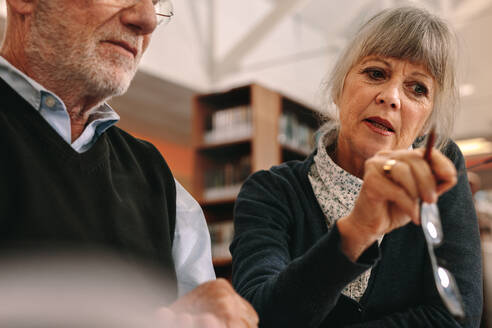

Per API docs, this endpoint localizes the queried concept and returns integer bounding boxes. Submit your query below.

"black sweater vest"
[0,79,177,298]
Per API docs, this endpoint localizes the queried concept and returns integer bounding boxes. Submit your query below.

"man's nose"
[120,0,157,35]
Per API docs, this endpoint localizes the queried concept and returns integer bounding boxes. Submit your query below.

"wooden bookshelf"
[192,84,320,278]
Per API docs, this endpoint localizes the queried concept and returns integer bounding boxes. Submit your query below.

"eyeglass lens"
[421,202,465,319]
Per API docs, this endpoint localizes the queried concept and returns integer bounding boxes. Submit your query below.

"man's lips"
[102,40,138,57]
[364,116,395,134]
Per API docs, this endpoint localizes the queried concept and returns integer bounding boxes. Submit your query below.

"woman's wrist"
[337,215,379,262]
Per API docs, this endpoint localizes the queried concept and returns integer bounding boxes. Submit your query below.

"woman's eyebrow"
[360,57,391,67]
[411,71,433,82]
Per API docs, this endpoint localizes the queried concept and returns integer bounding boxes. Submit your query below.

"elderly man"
[0,0,258,327]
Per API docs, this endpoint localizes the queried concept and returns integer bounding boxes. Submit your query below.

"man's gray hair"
[320,6,459,150]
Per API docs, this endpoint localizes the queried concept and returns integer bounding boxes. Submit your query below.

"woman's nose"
[375,86,401,110]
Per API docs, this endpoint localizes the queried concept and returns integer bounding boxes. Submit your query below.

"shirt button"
[44,96,56,108]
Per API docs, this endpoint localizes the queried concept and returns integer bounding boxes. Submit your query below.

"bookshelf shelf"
[197,138,251,151]
[192,84,320,279]
[204,125,252,145]
[280,142,311,157]
[203,184,242,202]
[200,198,236,208]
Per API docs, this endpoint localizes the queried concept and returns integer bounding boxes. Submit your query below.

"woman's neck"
[333,137,366,179]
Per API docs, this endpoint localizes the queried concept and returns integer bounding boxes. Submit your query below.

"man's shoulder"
[106,126,169,159]
[107,126,155,150]
[105,126,173,172]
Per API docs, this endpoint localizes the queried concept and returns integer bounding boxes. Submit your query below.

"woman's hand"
[337,148,457,262]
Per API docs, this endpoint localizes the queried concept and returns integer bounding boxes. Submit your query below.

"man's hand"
[156,307,227,328]
[168,278,259,327]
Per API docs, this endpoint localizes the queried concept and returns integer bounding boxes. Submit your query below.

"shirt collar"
[313,129,363,208]
[0,55,120,128]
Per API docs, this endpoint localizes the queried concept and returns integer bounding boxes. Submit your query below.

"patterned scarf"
[308,130,380,302]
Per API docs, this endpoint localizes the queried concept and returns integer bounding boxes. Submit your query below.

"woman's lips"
[363,118,395,136]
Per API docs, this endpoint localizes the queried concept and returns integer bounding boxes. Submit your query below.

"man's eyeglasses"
[96,0,174,26]
[153,0,174,25]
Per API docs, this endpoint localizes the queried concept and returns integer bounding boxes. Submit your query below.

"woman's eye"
[363,68,386,80]
[412,83,428,96]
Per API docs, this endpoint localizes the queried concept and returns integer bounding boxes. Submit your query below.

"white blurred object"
[459,83,476,97]
[476,190,492,216]
[0,249,175,328]
[0,1,6,19]
[482,241,492,326]
[456,138,492,157]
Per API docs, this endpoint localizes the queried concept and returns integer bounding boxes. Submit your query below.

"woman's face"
[337,55,436,161]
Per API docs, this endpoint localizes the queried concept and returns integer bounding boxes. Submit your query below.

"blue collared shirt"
[0,56,215,296]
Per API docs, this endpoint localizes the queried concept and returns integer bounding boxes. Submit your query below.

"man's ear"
[6,0,37,15]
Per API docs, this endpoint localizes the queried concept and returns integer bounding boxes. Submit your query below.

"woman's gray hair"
[320,6,459,150]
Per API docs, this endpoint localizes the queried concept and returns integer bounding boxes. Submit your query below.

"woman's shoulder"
[441,139,466,169]
[415,137,464,166]
[246,155,314,187]
[237,154,316,204]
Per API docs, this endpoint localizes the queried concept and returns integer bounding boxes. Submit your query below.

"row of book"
[203,155,251,201]
[208,220,234,260]
[204,106,252,144]
[278,112,317,155]
[203,106,318,155]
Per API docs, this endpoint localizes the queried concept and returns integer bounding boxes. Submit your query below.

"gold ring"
[382,159,397,176]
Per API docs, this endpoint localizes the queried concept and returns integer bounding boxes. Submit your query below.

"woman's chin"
[358,143,393,159]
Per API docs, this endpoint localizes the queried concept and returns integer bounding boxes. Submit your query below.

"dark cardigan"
[230,141,482,327]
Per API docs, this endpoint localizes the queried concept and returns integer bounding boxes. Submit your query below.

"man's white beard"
[25,2,139,101]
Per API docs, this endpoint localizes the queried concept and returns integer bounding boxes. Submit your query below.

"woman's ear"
[332,93,340,107]
[6,0,37,15]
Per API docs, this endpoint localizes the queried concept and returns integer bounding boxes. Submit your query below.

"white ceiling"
[1,0,491,140]
[139,0,492,140]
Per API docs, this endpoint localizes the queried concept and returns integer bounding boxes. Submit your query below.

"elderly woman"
[230,6,482,328]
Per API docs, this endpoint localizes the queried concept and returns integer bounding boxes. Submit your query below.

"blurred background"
[1,0,492,324]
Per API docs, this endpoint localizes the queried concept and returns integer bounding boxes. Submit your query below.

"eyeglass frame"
[420,202,465,319]
[421,128,465,320]
[95,0,174,26]
[154,0,174,26]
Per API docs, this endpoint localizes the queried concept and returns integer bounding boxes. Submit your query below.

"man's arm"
[167,180,258,327]
[172,179,215,296]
